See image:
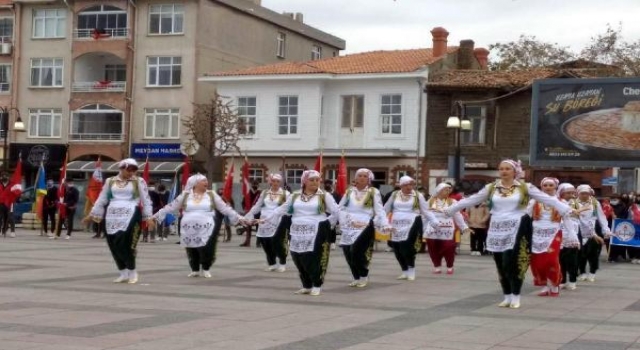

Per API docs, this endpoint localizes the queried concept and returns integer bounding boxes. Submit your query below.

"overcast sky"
[263,0,640,56]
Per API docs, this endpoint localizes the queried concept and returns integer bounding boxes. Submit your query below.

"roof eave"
[200,70,429,83]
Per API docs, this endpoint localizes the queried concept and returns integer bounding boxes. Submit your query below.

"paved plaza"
[1,230,640,350]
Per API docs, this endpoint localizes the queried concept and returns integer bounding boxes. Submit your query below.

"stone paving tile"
[560,340,634,350]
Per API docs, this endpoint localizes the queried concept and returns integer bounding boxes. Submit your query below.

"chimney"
[282,12,294,19]
[457,40,475,69]
[474,48,490,70]
[294,12,303,23]
[430,27,449,57]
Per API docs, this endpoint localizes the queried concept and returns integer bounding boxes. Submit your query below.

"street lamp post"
[0,107,26,171]
[446,102,471,185]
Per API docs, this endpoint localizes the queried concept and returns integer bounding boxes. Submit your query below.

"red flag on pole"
[86,157,103,205]
[242,156,250,212]
[335,151,347,196]
[4,157,23,206]
[142,153,150,184]
[57,152,68,221]
[222,161,234,202]
[180,156,190,190]
[313,151,323,172]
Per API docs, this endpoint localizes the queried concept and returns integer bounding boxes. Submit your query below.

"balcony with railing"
[73,27,129,40]
[73,52,127,94]
[70,104,124,142]
[72,81,126,93]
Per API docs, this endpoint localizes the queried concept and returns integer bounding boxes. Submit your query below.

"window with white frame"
[144,108,179,138]
[147,56,181,86]
[237,97,256,135]
[105,64,126,81]
[396,170,411,182]
[77,5,127,38]
[0,17,13,42]
[324,169,337,183]
[276,32,286,58]
[149,4,184,35]
[286,169,304,185]
[30,58,63,87]
[311,45,322,60]
[32,9,66,38]
[278,96,298,135]
[461,106,486,145]
[0,65,11,92]
[381,94,402,135]
[29,108,61,138]
[71,104,123,140]
[341,95,364,129]
[248,168,264,183]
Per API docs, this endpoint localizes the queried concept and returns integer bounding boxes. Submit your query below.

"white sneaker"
[577,274,587,281]
[310,287,321,296]
[348,280,358,287]
[276,265,286,273]
[127,271,138,284]
[587,274,595,282]
[187,272,199,277]
[46,233,54,238]
[396,273,408,280]
[265,265,277,272]
[65,235,71,240]
[384,247,393,252]
[356,277,369,288]
[567,282,577,290]
[498,294,512,307]
[294,288,311,295]
[330,243,336,250]
[9,232,15,238]
[201,270,212,278]
[113,271,128,283]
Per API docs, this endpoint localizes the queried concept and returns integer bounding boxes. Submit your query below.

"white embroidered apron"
[105,201,137,235]
[180,212,215,248]
[339,212,371,246]
[531,221,560,254]
[289,216,321,253]
[256,208,278,238]
[424,214,455,240]
[486,214,521,252]
[390,211,416,242]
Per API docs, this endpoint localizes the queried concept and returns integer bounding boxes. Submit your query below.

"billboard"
[530,77,640,167]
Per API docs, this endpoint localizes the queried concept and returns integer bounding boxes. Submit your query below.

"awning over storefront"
[65,161,185,173]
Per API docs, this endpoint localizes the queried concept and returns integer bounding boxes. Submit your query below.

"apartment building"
[1,0,344,180]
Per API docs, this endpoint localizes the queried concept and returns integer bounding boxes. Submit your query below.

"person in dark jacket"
[59,179,79,239]
[43,179,58,237]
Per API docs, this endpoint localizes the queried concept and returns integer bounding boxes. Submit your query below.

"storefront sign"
[530,77,640,167]
[131,143,182,159]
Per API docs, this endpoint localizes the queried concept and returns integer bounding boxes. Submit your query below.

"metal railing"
[73,28,129,39]
[71,81,126,92]
[69,133,123,141]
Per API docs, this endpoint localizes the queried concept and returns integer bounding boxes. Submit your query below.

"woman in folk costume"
[444,160,574,309]
[152,174,245,278]
[424,182,470,275]
[557,183,581,291]
[574,184,611,282]
[337,168,390,288]
[527,177,568,297]
[262,170,339,296]
[85,158,154,284]
[245,173,290,272]
[384,176,438,281]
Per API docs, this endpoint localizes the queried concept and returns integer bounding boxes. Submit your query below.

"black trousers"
[65,208,76,236]
[186,232,219,271]
[579,237,602,274]
[470,227,488,253]
[106,210,141,271]
[0,204,9,234]
[492,216,531,296]
[389,217,423,271]
[560,247,579,284]
[258,215,290,266]
[43,206,57,233]
[342,222,375,280]
[290,221,331,289]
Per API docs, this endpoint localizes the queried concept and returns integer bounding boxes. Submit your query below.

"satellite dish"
[180,140,200,156]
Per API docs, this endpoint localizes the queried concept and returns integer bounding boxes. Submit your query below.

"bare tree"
[182,92,241,181]
[489,34,575,71]
[581,24,640,76]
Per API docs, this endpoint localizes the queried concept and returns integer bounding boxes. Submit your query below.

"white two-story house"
[202,27,481,188]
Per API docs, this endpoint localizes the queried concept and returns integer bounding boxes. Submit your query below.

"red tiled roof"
[208,47,459,77]
[428,68,596,89]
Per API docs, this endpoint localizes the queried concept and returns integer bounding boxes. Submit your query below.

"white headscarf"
[540,177,559,188]
[355,168,374,183]
[119,158,138,169]
[398,176,414,186]
[269,173,283,182]
[434,182,452,195]
[499,159,525,180]
[184,174,207,192]
[576,184,594,195]
[301,170,321,184]
[557,183,575,198]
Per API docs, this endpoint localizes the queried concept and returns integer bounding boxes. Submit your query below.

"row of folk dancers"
[84,158,613,308]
